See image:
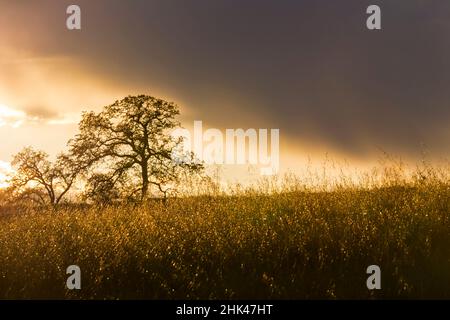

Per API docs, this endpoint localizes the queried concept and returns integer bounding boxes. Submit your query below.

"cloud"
[23,106,58,121]
[22,106,80,125]
[0,160,12,188]
[0,104,26,128]
[46,113,80,125]
[0,104,80,128]
[0,160,11,171]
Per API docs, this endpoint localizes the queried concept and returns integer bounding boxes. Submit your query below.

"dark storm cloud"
[2,0,450,158]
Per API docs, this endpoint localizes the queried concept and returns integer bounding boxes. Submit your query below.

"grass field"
[0,165,449,299]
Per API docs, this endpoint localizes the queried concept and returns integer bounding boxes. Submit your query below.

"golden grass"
[0,164,449,299]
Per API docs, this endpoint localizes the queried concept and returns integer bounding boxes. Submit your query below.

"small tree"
[69,95,202,201]
[10,147,78,206]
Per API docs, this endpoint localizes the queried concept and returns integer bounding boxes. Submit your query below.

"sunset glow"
[0,1,448,182]
[0,160,12,188]
[0,104,25,128]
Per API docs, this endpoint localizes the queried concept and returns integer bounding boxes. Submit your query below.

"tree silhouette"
[10,147,78,205]
[69,95,202,201]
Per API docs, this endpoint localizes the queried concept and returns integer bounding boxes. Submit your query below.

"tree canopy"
[10,147,78,205]
[68,95,202,201]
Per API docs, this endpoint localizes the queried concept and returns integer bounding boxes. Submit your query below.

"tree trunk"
[141,161,149,201]
[47,187,56,206]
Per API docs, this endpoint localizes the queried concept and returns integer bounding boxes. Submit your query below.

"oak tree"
[69,95,202,201]
[10,147,78,205]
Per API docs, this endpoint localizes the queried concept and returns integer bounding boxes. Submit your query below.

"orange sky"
[1,1,449,187]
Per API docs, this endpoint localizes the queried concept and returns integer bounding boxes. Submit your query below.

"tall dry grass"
[0,161,449,299]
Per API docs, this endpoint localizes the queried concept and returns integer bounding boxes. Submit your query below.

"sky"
[0,0,449,184]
